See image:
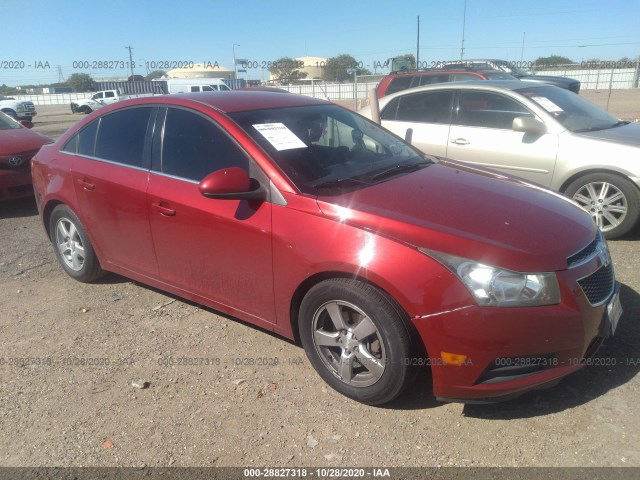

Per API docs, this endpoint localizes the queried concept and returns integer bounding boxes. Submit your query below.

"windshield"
[483,71,518,81]
[518,86,620,132]
[229,104,428,195]
[0,113,22,130]
[496,61,530,76]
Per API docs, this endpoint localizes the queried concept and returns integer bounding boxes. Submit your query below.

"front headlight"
[420,249,560,307]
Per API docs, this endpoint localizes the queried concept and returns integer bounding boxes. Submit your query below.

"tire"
[299,278,414,405]
[81,106,92,114]
[565,173,640,239]
[49,205,104,282]
[3,110,17,120]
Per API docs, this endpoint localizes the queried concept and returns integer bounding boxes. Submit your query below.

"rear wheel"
[299,278,414,405]
[2,110,17,120]
[49,205,104,282]
[565,173,640,239]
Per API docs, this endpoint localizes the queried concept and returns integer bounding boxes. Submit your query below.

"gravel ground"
[0,92,639,469]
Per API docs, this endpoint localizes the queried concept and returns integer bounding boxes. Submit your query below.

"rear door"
[380,90,454,156]
[147,106,275,323]
[68,106,158,276]
[447,90,558,185]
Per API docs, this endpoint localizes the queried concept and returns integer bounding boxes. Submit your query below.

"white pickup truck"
[70,90,155,114]
[0,96,37,121]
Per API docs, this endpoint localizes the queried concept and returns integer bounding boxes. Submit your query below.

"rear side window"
[61,119,99,156]
[386,76,414,95]
[418,74,450,86]
[450,73,479,82]
[160,107,248,182]
[94,107,153,167]
[391,91,454,124]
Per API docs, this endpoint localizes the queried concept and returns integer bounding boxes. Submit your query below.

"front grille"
[577,263,614,306]
[567,233,601,268]
[476,354,556,384]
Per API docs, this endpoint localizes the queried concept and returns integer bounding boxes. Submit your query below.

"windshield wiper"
[574,121,629,133]
[369,160,432,182]
[313,177,371,189]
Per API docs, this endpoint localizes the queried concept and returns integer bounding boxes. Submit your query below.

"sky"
[3,0,640,86]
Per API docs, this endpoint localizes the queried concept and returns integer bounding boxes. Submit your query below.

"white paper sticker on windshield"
[532,96,564,113]
[253,123,307,151]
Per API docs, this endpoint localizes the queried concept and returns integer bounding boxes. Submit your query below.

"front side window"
[160,107,249,181]
[456,91,533,129]
[94,107,152,167]
[105,91,115,98]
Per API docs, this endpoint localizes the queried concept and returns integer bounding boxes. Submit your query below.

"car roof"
[383,80,548,97]
[117,91,329,114]
[384,68,501,77]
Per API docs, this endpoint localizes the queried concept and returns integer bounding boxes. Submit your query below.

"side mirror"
[199,167,267,201]
[512,116,546,135]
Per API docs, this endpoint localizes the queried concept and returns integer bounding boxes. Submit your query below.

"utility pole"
[460,0,467,60]
[416,15,420,70]
[233,44,240,79]
[125,45,135,78]
[57,65,65,82]
[520,32,526,63]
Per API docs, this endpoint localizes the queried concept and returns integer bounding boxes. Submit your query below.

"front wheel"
[49,205,105,282]
[565,173,640,239]
[299,278,414,405]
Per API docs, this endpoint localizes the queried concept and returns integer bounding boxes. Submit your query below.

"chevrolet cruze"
[32,92,621,405]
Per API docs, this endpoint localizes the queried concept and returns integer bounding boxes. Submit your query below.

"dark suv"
[377,68,516,98]
[439,60,581,93]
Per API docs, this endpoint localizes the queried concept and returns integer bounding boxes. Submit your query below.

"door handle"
[76,178,95,190]
[450,138,470,145]
[152,203,176,216]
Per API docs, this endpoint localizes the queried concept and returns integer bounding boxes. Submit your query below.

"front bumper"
[412,254,618,402]
[0,169,34,201]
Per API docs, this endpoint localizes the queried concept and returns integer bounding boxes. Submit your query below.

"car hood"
[0,128,53,156]
[316,159,595,272]
[574,122,640,148]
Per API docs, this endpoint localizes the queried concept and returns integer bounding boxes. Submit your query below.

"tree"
[145,70,166,80]
[268,57,308,84]
[322,54,368,82]
[534,55,574,67]
[67,73,96,92]
[128,74,145,82]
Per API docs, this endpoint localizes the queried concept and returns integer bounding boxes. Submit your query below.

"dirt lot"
[1,93,640,469]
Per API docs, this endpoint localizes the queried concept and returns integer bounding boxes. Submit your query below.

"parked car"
[438,60,581,93]
[377,68,516,98]
[0,95,38,121]
[0,112,53,201]
[32,92,620,405]
[361,81,640,238]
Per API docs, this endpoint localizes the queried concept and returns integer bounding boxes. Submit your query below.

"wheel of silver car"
[566,173,640,239]
[49,205,104,283]
[299,278,414,405]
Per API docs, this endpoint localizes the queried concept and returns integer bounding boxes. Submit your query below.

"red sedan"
[0,112,52,201]
[31,92,621,405]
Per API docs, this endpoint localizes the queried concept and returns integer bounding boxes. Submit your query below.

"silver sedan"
[361,81,640,239]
